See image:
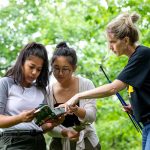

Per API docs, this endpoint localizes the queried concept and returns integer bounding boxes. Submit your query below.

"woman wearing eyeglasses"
[47,42,101,150]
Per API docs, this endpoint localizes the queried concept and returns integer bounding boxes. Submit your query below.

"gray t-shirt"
[0,77,46,131]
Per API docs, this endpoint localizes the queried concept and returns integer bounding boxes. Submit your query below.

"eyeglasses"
[52,68,71,75]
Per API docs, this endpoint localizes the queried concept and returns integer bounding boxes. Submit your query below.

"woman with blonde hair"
[66,12,150,150]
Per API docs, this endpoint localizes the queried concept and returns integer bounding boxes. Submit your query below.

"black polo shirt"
[117,45,150,122]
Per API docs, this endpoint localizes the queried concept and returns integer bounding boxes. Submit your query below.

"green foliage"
[96,99,142,150]
[1,0,149,149]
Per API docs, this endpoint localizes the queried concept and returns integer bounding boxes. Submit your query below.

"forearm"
[77,83,117,100]
[0,114,22,128]
[66,80,127,107]
[73,107,86,119]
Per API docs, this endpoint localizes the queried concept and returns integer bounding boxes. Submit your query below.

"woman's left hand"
[42,115,65,132]
[67,105,78,114]
[66,94,80,107]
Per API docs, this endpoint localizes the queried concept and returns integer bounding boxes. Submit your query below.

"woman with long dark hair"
[0,42,50,150]
[47,42,101,150]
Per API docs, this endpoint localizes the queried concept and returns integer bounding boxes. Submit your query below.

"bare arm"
[68,105,86,119]
[78,80,127,99]
[66,79,127,106]
[0,109,35,128]
[73,107,85,119]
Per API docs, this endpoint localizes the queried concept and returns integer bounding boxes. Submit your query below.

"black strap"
[0,130,43,136]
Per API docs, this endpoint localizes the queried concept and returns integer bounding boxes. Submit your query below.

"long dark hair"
[51,41,77,67]
[5,42,49,90]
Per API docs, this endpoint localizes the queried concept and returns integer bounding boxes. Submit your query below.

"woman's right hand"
[62,128,80,141]
[42,115,65,132]
[18,109,35,122]
[58,94,80,112]
[41,122,57,132]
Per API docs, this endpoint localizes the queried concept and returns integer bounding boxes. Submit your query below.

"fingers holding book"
[57,103,78,114]
[34,104,66,126]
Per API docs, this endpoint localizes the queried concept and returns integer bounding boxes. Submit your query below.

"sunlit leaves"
[0,0,148,149]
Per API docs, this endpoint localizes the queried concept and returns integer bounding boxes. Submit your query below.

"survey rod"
[99,65,143,133]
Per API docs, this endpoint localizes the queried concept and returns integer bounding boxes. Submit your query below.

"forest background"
[1,0,150,149]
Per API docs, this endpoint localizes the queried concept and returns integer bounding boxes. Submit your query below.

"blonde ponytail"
[106,12,140,44]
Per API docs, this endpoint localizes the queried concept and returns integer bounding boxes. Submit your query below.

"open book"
[34,104,66,126]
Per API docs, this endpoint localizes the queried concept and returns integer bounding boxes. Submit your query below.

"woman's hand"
[18,109,35,122]
[62,128,80,141]
[58,103,79,115]
[66,94,80,107]
[42,115,65,133]
[56,115,65,124]
[67,105,78,114]
[58,94,80,112]
[123,104,133,114]
[42,122,56,132]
